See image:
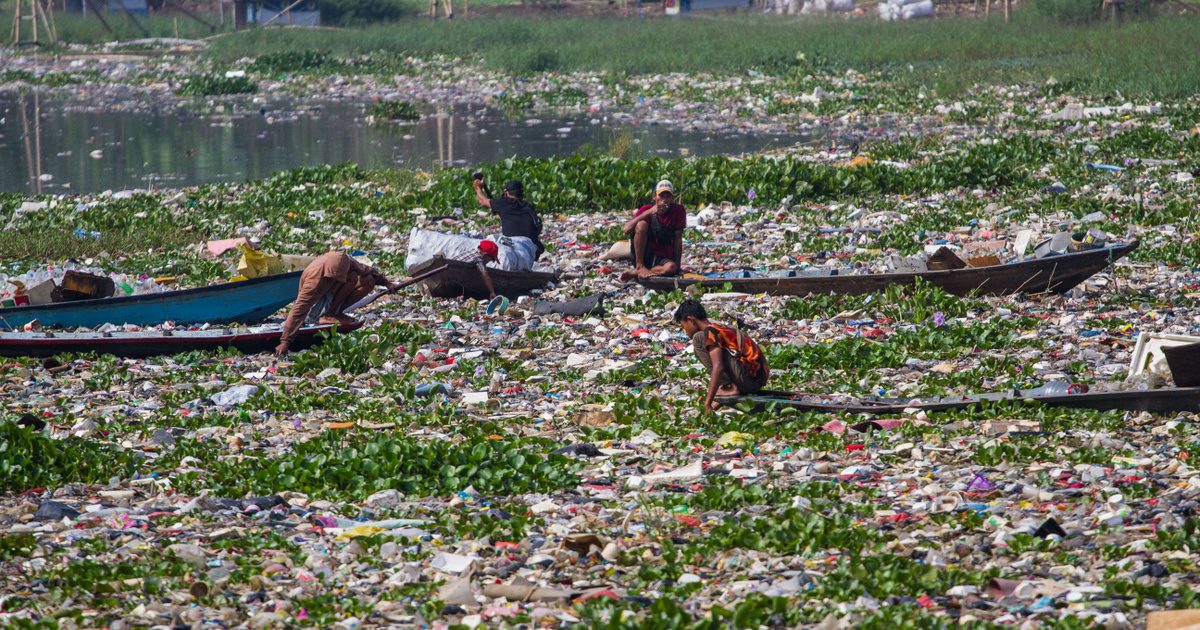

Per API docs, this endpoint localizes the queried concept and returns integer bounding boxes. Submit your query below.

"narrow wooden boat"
[637,241,1137,297]
[718,385,1200,415]
[0,271,303,331]
[409,255,560,300]
[0,322,359,359]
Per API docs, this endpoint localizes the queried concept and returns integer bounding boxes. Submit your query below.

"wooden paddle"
[343,264,448,314]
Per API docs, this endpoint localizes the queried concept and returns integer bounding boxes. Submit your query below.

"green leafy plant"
[368,99,423,122]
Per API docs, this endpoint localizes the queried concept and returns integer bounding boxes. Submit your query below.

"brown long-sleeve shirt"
[279,251,385,347]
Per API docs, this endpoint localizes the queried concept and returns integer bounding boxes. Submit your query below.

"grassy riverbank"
[198,13,1200,96]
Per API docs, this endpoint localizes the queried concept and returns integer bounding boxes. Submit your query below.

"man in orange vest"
[673,299,770,410]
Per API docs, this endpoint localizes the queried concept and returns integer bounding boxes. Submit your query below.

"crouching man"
[673,298,769,410]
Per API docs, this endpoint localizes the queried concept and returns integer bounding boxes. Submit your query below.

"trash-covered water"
[0,91,814,194]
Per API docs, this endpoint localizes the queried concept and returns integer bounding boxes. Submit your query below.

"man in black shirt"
[473,178,545,259]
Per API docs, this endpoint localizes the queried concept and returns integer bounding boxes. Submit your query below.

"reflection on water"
[0,92,816,194]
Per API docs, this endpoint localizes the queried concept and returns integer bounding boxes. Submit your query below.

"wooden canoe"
[0,271,302,331]
[718,385,1200,415]
[0,322,359,359]
[409,255,560,300]
[637,241,1137,297]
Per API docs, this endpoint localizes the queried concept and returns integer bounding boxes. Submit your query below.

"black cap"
[503,180,524,196]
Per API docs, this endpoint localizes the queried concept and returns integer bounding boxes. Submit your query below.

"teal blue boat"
[0,271,302,331]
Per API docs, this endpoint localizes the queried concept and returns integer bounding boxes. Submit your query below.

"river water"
[0,91,814,194]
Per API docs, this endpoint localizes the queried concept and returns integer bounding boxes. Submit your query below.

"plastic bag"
[237,244,284,279]
[405,228,537,272]
[406,228,484,272]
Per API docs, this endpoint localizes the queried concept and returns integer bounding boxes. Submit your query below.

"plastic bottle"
[1025,380,1087,396]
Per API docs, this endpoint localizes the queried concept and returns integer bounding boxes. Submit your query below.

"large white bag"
[405,228,537,272]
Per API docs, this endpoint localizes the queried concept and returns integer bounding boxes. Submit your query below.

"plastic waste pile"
[2,62,1200,628]
[801,0,855,13]
[879,0,934,20]
[0,265,167,307]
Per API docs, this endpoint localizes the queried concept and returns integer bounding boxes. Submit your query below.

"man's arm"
[346,256,393,289]
[705,345,726,410]
[276,278,332,355]
[476,260,497,300]
[623,207,653,233]
[473,180,492,209]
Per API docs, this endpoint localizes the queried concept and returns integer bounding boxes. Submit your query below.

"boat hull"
[719,386,1200,415]
[0,271,302,331]
[409,256,559,300]
[0,322,357,359]
[638,242,1137,297]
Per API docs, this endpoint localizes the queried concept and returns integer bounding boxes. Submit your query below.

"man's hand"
[274,342,289,357]
[387,281,401,292]
[704,394,719,411]
[472,179,485,191]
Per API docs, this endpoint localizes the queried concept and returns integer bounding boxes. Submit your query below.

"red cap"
[478,240,499,258]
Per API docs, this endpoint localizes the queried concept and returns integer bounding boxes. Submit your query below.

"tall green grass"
[203,13,1200,97]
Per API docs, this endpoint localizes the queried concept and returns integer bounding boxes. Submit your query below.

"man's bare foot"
[636,268,656,280]
[620,268,645,282]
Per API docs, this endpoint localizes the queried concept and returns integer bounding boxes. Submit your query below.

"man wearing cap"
[620,179,686,281]
[474,178,545,259]
[275,251,399,356]
[470,240,500,301]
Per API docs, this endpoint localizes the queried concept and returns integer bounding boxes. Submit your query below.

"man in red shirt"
[619,179,686,281]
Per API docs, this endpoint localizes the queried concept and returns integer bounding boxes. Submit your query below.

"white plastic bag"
[496,236,536,272]
[405,228,485,271]
[900,0,934,18]
[405,228,537,272]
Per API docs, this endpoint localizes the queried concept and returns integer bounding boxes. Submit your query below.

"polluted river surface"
[0,92,814,194]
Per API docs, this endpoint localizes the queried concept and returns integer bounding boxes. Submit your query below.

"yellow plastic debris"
[846,155,875,168]
[337,525,386,540]
[716,431,755,448]
[236,243,284,279]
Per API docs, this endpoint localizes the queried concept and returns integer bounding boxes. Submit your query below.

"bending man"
[620,179,686,281]
[275,251,398,356]
[673,299,769,411]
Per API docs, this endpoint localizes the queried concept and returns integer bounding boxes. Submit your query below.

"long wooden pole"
[118,0,151,36]
[165,0,217,31]
[259,0,306,27]
[12,0,22,45]
[83,0,114,34]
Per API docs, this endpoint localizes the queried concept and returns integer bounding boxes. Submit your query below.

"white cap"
[654,179,675,196]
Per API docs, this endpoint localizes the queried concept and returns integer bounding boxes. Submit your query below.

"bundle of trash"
[405,227,544,272]
[878,0,934,20]
[1,268,168,308]
[883,229,1114,273]
[801,0,854,13]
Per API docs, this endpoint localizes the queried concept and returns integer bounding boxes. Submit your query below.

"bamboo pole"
[166,0,218,32]
[32,90,42,195]
[260,0,306,27]
[18,93,35,193]
[118,0,152,37]
[12,0,22,45]
[83,0,115,34]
